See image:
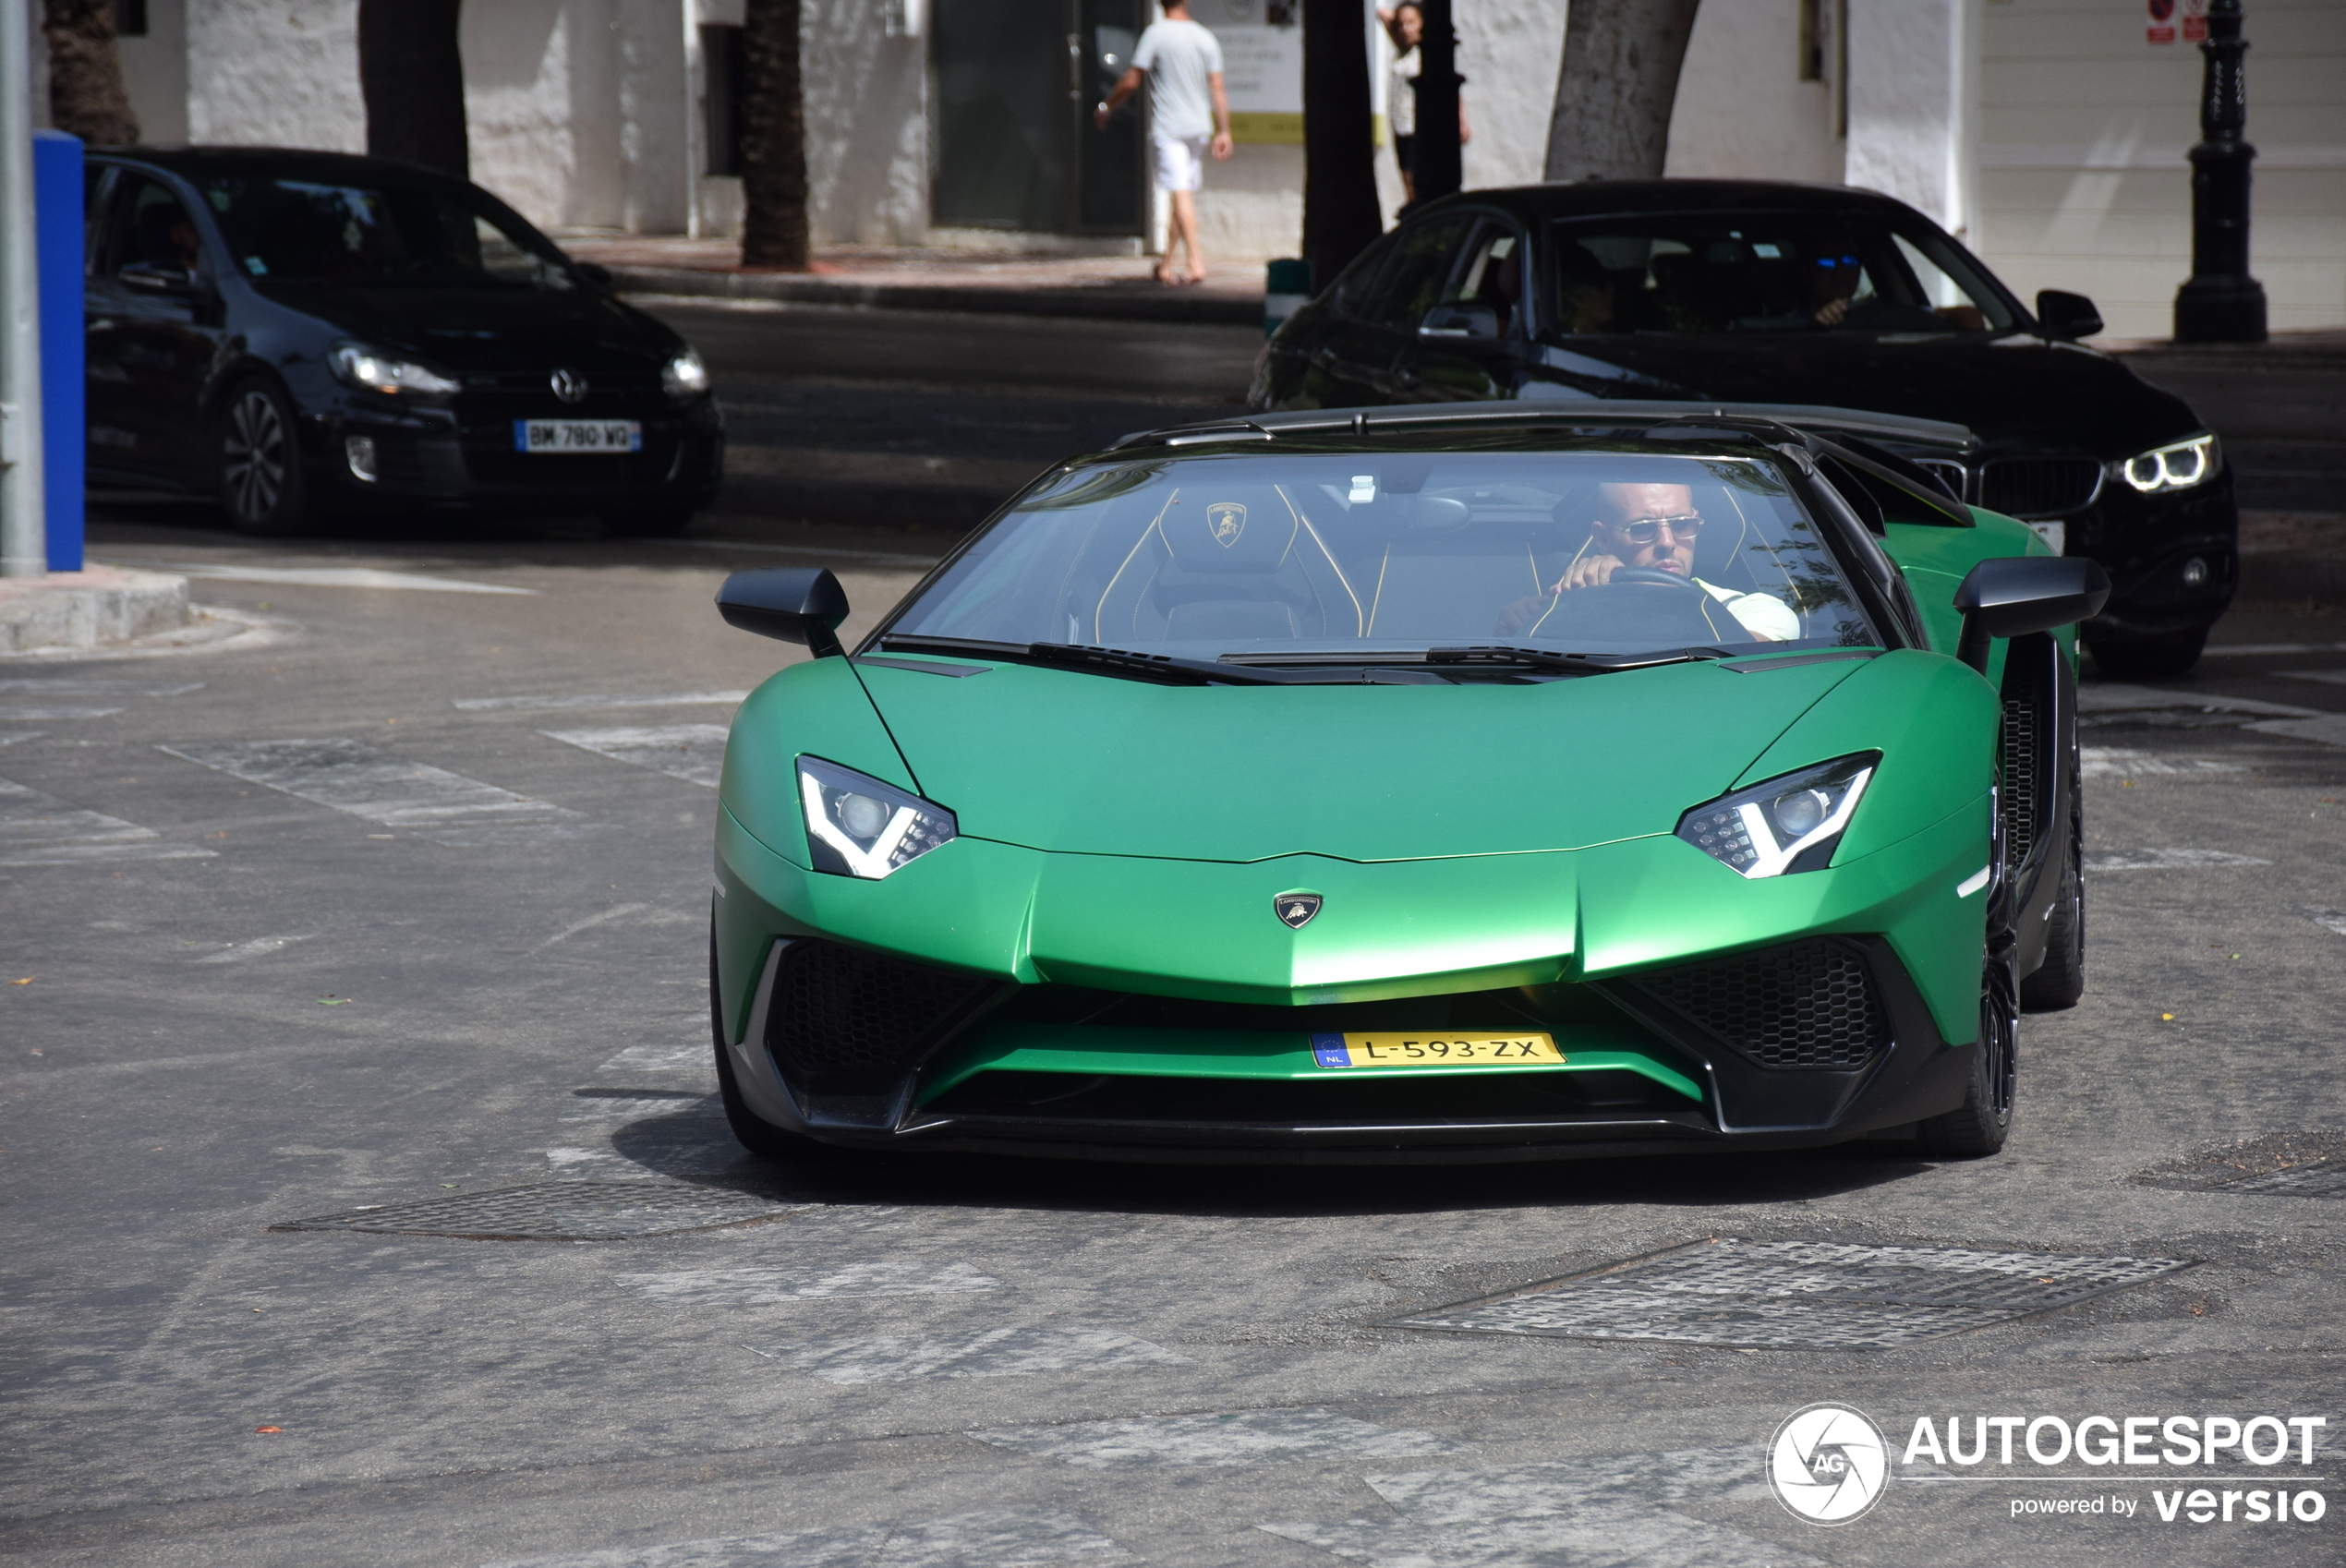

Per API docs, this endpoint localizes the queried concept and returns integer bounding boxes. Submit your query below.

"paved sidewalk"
[561,235,1267,327]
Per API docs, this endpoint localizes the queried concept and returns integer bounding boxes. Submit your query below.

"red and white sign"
[2147,0,2176,44]
[2183,0,2209,42]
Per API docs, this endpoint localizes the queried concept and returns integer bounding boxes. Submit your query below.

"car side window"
[1326,236,1395,318]
[102,177,204,281]
[1361,214,1475,332]
[1440,221,1525,337]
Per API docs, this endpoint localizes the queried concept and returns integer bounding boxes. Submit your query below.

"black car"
[1252,179,2234,675]
[81,147,722,537]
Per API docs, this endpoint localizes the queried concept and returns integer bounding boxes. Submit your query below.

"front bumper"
[2062,471,2236,642]
[712,797,1993,1164]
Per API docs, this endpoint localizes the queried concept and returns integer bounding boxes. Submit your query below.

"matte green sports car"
[708,403,2107,1164]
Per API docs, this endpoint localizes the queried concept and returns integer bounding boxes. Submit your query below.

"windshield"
[197,175,577,290]
[1549,214,2016,336]
[881,448,1880,661]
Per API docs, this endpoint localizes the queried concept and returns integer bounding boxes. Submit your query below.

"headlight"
[797,757,956,879]
[2114,432,2219,493]
[661,347,710,401]
[328,342,462,398]
[1676,754,1878,878]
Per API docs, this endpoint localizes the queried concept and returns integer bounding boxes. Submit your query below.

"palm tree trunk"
[1542,0,1702,182]
[740,0,810,271]
[42,0,139,146]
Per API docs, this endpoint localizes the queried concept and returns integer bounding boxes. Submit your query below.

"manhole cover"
[1384,1238,2193,1349]
[2136,1130,2346,1199]
[270,1180,812,1240]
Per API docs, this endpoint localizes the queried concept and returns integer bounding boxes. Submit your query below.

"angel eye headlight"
[1676,754,1878,879]
[797,757,956,880]
[2115,432,2219,493]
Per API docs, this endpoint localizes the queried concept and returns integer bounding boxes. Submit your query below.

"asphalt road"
[7,308,2343,1566]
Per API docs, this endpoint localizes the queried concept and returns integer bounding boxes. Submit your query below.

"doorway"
[932,0,1144,235]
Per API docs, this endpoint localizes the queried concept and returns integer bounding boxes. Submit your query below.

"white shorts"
[1152,133,1208,193]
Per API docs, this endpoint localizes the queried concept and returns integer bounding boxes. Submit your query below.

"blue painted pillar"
[33,131,82,573]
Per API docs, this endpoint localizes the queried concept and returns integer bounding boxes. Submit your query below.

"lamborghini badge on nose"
[1276,893,1323,929]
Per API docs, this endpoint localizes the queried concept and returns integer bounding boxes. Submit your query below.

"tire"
[1920,950,2018,1158]
[709,924,823,1162]
[605,506,696,538]
[2020,754,2086,1012]
[216,379,309,537]
[2086,626,2207,680]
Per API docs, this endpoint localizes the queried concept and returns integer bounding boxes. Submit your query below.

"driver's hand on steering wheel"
[1555,553,1626,591]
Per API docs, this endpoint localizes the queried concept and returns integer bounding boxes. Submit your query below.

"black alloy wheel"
[2086,626,2208,679]
[709,922,823,1163]
[217,380,308,537]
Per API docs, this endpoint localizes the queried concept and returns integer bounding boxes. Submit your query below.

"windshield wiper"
[875,634,1294,686]
[1424,645,1736,673]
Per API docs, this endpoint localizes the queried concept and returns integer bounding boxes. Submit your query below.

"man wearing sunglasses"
[1505,482,1801,642]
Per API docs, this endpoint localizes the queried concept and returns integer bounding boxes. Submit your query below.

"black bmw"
[83,147,722,537]
[1252,179,2235,675]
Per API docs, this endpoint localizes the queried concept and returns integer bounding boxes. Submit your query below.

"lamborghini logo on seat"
[1275,892,1322,929]
[1206,501,1247,547]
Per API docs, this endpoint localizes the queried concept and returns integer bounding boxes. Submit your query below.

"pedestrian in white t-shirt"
[1095,0,1233,284]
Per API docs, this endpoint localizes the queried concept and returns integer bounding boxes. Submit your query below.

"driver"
[1500,482,1801,642]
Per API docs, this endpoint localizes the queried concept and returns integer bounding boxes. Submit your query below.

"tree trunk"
[42,0,139,146]
[1542,0,1702,182]
[740,0,809,271]
[1408,0,1460,205]
[1301,0,1380,291]
[358,0,469,176]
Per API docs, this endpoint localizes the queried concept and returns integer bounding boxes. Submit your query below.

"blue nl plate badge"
[1310,1032,1352,1068]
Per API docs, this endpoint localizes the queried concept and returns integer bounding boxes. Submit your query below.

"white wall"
[186,0,362,151]
[1844,0,1978,241]
[1457,0,1566,191]
[117,0,190,143]
[804,0,928,245]
[1667,0,1844,187]
[1975,0,2346,339]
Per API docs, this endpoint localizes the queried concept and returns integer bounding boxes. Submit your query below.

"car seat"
[1090,484,1362,645]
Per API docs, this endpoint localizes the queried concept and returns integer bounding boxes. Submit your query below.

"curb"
[610,265,1266,328]
[0,567,192,655]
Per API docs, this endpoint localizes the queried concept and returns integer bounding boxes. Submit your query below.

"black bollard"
[1409,0,1462,206]
[2172,0,2267,343]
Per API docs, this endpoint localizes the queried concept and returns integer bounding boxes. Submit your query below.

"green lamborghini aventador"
[707,403,2108,1164]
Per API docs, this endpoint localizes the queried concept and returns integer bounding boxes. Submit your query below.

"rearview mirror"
[2036,290,2103,341]
[1953,556,2110,671]
[718,568,849,657]
[1419,304,1499,340]
[119,262,199,296]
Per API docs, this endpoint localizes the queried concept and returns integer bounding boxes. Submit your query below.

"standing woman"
[1381,3,1469,203]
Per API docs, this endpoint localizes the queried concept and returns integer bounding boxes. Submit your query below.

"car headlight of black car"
[2112,432,2220,494]
[661,347,710,402]
[797,757,957,879]
[328,342,462,399]
[1676,754,1878,878]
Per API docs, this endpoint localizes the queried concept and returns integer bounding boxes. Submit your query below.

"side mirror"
[119,262,199,296]
[1419,304,1500,340]
[1953,556,2110,672]
[717,568,849,657]
[2036,290,2103,341]
[574,260,614,288]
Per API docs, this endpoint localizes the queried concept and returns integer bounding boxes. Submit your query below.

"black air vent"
[764,940,994,1093]
[1981,457,2101,518]
[1631,940,1891,1070]
[2001,698,2039,865]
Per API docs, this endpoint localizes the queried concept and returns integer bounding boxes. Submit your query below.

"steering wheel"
[1607,567,1701,589]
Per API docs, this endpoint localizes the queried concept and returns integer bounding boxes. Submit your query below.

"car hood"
[854,656,1868,862]
[249,282,677,372]
[1530,331,2201,457]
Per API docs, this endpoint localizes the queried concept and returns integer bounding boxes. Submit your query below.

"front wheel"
[216,380,309,537]
[1919,954,2018,1158]
[2021,763,2086,1012]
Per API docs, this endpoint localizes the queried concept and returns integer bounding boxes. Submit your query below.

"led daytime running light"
[1677,754,1878,879]
[2116,433,2219,494]
[796,757,956,880]
[330,342,462,398]
[662,347,710,401]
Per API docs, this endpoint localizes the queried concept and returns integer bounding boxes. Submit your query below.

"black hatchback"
[82,147,723,537]
[1252,179,2235,675]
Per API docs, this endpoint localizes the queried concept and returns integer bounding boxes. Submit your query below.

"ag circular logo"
[1767,1403,1890,1525]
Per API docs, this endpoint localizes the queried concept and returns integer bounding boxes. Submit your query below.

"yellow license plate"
[1309,1031,1564,1068]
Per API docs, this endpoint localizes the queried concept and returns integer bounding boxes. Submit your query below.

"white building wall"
[1666,0,1844,187]
[1975,0,2346,340]
[804,0,928,245]
[1844,0,1978,241]
[116,0,191,144]
[185,0,362,151]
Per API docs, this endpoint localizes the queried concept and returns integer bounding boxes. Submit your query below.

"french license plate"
[513,418,641,453]
[1310,1031,1564,1068]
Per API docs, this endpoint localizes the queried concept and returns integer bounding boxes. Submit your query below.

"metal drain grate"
[271,1181,812,1240]
[1384,1238,2193,1349]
